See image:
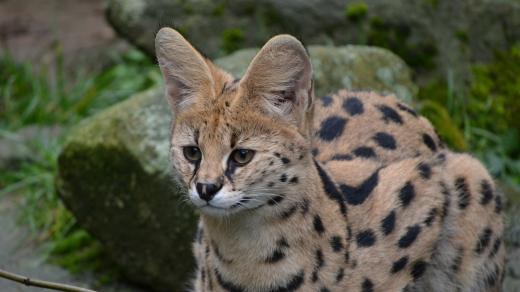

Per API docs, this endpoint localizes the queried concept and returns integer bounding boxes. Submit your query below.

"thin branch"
[0,268,97,292]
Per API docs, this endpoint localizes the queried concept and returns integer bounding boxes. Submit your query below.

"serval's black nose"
[196,183,222,202]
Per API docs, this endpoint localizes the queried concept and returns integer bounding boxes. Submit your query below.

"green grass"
[0,48,159,283]
[0,49,159,129]
[418,44,520,190]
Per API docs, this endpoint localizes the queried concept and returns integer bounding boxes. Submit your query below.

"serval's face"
[156,28,313,217]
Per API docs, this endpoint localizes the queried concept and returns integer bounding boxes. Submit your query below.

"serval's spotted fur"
[155,28,505,292]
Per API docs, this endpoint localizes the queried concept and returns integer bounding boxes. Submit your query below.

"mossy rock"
[106,0,520,85]
[56,45,416,291]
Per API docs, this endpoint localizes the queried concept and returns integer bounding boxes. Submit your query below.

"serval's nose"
[196,183,222,202]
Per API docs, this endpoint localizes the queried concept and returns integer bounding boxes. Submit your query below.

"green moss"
[222,28,245,54]
[423,0,439,8]
[345,2,368,22]
[368,18,437,72]
[455,30,469,43]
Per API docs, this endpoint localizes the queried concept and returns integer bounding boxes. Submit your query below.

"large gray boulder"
[106,0,520,84]
[56,45,416,291]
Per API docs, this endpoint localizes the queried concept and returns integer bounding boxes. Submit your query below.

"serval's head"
[156,28,314,217]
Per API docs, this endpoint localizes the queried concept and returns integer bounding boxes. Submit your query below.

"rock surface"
[106,0,520,83]
[56,45,416,291]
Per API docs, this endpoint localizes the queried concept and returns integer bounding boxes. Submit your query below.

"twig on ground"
[0,268,97,292]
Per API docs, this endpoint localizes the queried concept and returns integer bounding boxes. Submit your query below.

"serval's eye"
[230,149,255,166]
[183,146,202,162]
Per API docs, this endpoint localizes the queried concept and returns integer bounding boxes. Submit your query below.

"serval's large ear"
[155,27,214,113]
[240,35,313,130]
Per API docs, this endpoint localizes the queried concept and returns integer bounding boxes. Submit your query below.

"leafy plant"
[222,28,245,54]
[0,49,159,130]
[345,2,368,22]
[418,44,520,190]
[0,48,159,281]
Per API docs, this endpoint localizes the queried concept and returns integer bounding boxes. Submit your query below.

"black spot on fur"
[265,249,285,263]
[321,95,333,107]
[280,204,298,220]
[267,182,275,188]
[268,195,285,205]
[319,287,330,292]
[331,154,354,161]
[410,260,427,280]
[455,177,471,209]
[422,133,437,152]
[475,227,493,254]
[377,104,403,124]
[314,161,347,215]
[391,256,409,273]
[277,237,290,248]
[356,229,376,247]
[435,152,446,164]
[269,270,305,292]
[397,102,418,117]
[212,241,233,264]
[313,215,326,235]
[417,162,432,179]
[353,146,376,158]
[281,157,291,164]
[480,180,494,205]
[318,116,348,141]
[347,226,353,242]
[301,198,310,215]
[373,132,397,150]
[311,249,325,282]
[399,181,415,207]
[495,195,503,213]
[440,181,451,221]
[280,174,288,182]
[195,227,204,244]
[312,148,319,157]
[398,225,421,248]
[489,237,501,258]
[335,268,345,283]
[381,210,396,236]
[423,208,437,227]
[340,169,380,205]
[289,176,299,184]
[330,235,344,252]
[361,278,374,292]
[215,269,244,292]
[201,268,206,283]
[452,247,464,272]
[484,264,500,288]
[343,97,364,115]
[344,250,350,263]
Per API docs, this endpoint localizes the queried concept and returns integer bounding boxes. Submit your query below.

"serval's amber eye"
[230,149,255,166]
[183,146,202,162]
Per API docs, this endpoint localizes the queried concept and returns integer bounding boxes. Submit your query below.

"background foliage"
[0,5,518,286]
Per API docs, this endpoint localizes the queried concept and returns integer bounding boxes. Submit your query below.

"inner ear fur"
[240,34,313,128]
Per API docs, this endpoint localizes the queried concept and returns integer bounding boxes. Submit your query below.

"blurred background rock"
[1,0,519,291]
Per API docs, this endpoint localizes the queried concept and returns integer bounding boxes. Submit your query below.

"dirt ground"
[0,0,128,70]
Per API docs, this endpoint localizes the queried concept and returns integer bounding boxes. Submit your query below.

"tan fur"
[155,28,505,292]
